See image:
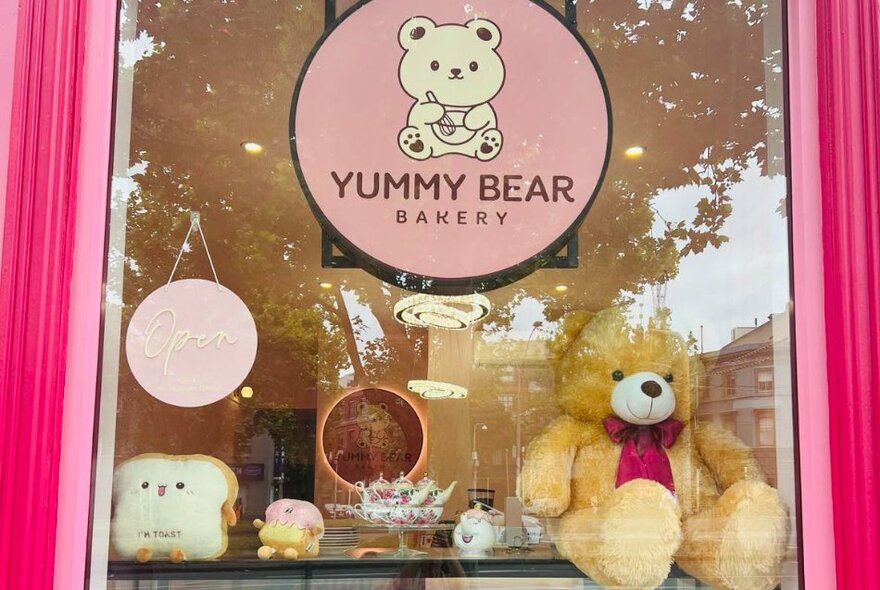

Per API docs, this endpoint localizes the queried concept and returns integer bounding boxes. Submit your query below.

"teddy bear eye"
[611,370,624,382]
[664,373,674,383]
[176,482,185,489]
[469,61,479,72]
[141,481,149,489]
[430,60,439,71]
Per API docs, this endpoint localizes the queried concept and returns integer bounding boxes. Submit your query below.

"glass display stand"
[353,523,455,558]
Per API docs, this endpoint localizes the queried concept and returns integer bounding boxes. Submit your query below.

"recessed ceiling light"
[319,282,333,289]
[555,285,569,293]
[624,146,645,158]
[241,141,264,154]
[240,386,254,399]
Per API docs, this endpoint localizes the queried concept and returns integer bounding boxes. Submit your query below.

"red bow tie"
[603,416,684,492]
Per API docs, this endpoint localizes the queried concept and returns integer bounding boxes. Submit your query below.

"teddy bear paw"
[475,129,503,161]
[678,480,789,590]
[558,480,682,588]
[398,126,431,160]
[522,495,569,518]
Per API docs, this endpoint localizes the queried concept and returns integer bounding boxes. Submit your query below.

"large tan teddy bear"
[520,309,789,589]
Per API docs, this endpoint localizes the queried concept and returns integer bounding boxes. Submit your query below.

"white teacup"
[351,503,391,524]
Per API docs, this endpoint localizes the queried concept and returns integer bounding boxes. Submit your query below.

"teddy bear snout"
[450,67,462,76]
[641,380,663,398]
[611,371,676,425]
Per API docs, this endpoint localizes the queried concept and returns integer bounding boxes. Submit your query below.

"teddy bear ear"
[550,310,595,360]
[467,18,502,50]
[399,16,436,50]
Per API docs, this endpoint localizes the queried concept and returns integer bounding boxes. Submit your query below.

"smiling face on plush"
[110,454,238,561]
[453,509,496,553]
[552,308,691,425]
[398,17,505,107]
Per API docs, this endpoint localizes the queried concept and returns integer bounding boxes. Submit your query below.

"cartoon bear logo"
[397,17,505,161]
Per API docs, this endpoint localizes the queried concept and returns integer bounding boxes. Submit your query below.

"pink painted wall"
[787,0,836,586]
[54,0,117,587]
[0,0,20,246]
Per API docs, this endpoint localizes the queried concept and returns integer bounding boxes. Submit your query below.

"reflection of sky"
[339,288,384,377]
[630,164,789,352]
[483,296,552,343]
[341,288,384,351]
[480,165,790,352]
[118,30,161,69]
[340,165,790,361]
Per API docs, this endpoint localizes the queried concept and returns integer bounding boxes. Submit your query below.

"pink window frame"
[0,0,842,587]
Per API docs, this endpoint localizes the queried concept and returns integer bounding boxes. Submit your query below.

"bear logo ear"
[399,16,436,50]
[467,18,502,50]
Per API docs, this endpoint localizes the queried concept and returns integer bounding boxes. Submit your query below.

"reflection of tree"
[470,336,558,445]
[247,409,304,464]
[494,0,782,317]
[114,0,781,455]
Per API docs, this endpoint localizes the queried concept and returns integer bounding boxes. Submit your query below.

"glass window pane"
[88,1,800,589]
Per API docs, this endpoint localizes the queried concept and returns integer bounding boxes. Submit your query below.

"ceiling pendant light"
[393,294,491,330]
[407,380,468,400]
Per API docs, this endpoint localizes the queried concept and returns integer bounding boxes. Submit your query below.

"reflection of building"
[232,433,274,520]
[468,338,556,502]
[695,315,786,486]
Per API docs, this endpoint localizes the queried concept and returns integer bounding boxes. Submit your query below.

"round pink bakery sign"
[292,0,611,294]
[125,279,258,407]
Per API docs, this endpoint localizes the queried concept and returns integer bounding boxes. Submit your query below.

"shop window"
[724,373,737,397]
[757,367,775,392]
[697,374,710,401]
[86,0,799,588]
[721,412,738,436]
[756,410,777,447]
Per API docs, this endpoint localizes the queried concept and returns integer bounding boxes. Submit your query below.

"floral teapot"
[354,472,430,507]
[354,472,457,507]
[415,473,458,506]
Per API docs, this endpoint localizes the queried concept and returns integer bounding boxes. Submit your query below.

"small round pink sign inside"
[292,0,611,293]
[125,279,258,407]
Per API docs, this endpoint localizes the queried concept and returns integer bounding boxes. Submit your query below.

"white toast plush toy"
[111,453,238,563]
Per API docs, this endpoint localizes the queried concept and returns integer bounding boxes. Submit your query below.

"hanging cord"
[166,211,222,290]
[196,217,222,289]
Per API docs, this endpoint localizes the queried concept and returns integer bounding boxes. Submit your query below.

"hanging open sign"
[125,215,258,407]
[125,279,258,407]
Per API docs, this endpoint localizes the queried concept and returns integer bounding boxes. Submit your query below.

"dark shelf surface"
[107,551,701,583]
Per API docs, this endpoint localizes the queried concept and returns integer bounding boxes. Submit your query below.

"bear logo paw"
[476,129,503,161]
